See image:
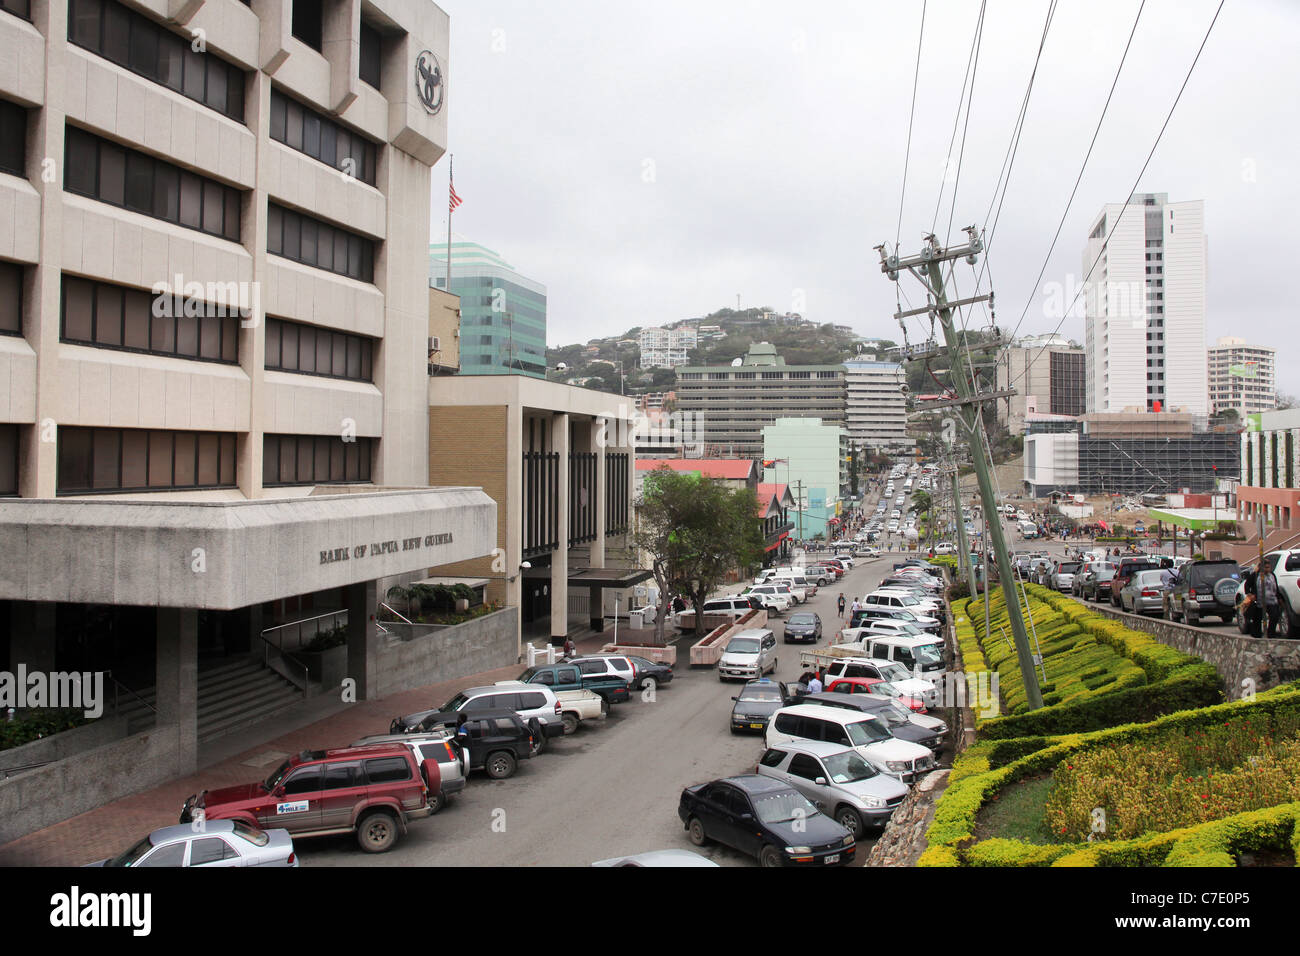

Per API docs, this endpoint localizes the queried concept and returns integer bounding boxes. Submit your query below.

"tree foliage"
[632,468,766,639]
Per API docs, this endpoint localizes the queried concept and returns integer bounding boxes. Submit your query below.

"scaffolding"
[1076,434,1238,495]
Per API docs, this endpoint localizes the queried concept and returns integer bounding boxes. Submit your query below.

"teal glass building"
[430,241,547,377]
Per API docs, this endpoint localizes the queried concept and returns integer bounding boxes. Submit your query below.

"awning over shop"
[521,566,653,588]
[1147,507,1228,531]
[764,531,791,553]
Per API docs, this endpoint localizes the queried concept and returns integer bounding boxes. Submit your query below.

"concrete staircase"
[109,658,304,744]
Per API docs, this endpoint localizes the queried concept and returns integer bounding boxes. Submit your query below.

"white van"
[864,635,948,679]
[718,628,778,682]
[1019,520,1039,539]
[764,704,936,784]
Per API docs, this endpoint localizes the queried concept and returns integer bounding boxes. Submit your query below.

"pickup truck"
[555,689,608,734]
[516,663,631,705]
[797,648,939,707]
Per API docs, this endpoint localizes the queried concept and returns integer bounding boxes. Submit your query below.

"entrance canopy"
[0,488,496,610]
[1148,507,1227,531]
[522,566,653,588]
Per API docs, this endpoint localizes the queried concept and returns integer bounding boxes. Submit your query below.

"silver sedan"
[88,820,298,867]
[1120,569,1170,616]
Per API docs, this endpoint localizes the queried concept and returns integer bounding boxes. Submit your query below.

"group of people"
[835,592,862,620]
[1242,555,1284,638]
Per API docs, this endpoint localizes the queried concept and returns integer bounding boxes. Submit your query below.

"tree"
[848,446,860,499]
[632,468,765,641]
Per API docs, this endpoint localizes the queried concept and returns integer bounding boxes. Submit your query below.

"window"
[0,424,17,496]
[321,764,360,790]
[269,89,378,186]
[363,757,411,784]
[62,275,239,364]
[189,837,238,865]
[264,318,371,382]
[139,842,187,867]
[1,0,31,20]
[0,261,20,335]
[282,766,323,795]
[359,22,382,90]
[758,748,786,768]
[67,0,245,121]
[266,203,374,281]
[0,99,25,177]
[787,754,823,781]
[57,427,237,494]
[263,434,372,486]
[291,0,322,51]
[65,127,242,241]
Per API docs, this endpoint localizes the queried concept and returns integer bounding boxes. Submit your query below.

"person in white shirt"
[807,673,824,694]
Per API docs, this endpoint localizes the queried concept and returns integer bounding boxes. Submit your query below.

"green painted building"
[430,240,547,377]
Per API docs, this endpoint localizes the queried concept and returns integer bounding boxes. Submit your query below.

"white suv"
[765,704,936,784]
[718,628,778,682]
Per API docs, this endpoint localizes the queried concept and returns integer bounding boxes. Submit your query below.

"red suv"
[180,744,438,853]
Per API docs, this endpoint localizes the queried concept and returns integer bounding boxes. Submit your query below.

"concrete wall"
[0,715,128,774]
[1088,604,1300,695]
[372,606,519,697]
[0,724,180,847]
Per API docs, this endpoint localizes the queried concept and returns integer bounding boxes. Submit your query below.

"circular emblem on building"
[414,50,444,115]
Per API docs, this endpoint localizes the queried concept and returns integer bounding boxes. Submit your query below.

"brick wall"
[428,405,509,603]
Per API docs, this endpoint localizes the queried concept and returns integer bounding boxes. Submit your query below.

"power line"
[896,0,927,249]
[944,0,989,246]
[930,0,988,235]
[1004,0,1225,396]
[1003,0,1147,347]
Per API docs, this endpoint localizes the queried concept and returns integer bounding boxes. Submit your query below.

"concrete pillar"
[8,602,57,672]
[589,585,604,632]
[551,412,570,644]
[590,415,607,568]
[156,608,199,775]
[346,579,380,699]
[506,405,524,656]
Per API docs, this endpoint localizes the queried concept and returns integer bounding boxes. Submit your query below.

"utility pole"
[794,479,805,544]
[950,458,975,593]
[878,229,1043,710]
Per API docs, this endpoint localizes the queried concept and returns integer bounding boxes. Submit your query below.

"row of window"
[270,89,378,187]
[0,98,24,176]
[0,261,19,335]
[69,0,246,122]
[61,275,241,364]
[0,424,16,496]
[65,126,242,242]
[263,434,373,486]
[268,203,375,282]
[265,317,374,382]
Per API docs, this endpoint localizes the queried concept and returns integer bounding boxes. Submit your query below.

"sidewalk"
[0,629,619,867]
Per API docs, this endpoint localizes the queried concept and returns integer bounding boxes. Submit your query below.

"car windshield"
[442,692,470,712]
[232,820,270,846]
[915,644,943,665]
[846,718,892,745]
[106,835,157,867]
[885,700,913,721]
[738,684,783,702]
[876,663,909,682]
[1058,563,1080,573]
[789,614,816,625]
[264,758,294,791]
[823,750,878,782]
[752,789,819,825]
[726,638,760,654]
[1188,564,1240,586]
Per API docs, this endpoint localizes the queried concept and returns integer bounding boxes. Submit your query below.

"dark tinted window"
[139,842,186,867]
[63,275,239,363]
[0,261,20,335]
[282,766,323,795]
[320,763,360,790]
[1187,562,1239,586]
[67,0,245,122]
[363,757,412,784]
[1,0,32,20]
[262,434,372,486]
[267,203,374,281]
[788,754,823,780]
[291,0,322,50]
[758,748,787,768]
[518,693,548,710]
[269,89,378,186]
[0,99,25,176]
[0,424,18,497]
[264,317,372,381]
[359,22,381,90]
[58,426,236,495]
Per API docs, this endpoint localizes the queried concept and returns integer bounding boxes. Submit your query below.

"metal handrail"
[261,609,350,636]
[1237,527,1300,569]
[259,634,310,690]
[379,603,412,624]
[104,670,157,716]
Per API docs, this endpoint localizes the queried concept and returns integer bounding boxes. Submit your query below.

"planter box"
[603,643,677,666]
[689,609,768,667]
[298,644,347,689]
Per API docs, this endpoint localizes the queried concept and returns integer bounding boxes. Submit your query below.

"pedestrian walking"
[837,592,846,618]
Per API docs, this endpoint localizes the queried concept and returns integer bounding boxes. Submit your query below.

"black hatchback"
[782,611,823,644]
[678,775,855,867]
[730,679,800,734]
[388,708,536,780]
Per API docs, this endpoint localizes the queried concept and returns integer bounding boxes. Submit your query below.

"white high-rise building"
[638,325,698,368]
[1208,336,1276,418]
[843,358,913,453]
[1082,194,1208,416]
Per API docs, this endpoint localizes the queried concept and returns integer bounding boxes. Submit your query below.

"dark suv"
[1165,559,1242,626]
[1109,556,1161,607]
[390,708,536,779]
[180,745,436,853]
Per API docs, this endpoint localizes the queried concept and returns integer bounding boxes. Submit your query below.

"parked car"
[934,542,955,555]
[824,676,926,713]
[1119,569,1171,616]
[674,596,762,631]
[718,628,779,681]
[443,682,566,752]
[678,774,855,867]
[1080,561,1118,601]
[517,662,631,706]
[1164,559,1242,626]
[802,692,944,751]
[1050,561,1081,593]
[388,708,537,780]
[179,744,437,853]
[89,821,297,867]
[1110,556,1162,607]
[569,654,639,689]
[765,704,936,783]
[848,605,940,635]
[804,651,938,707]
[590,849,718,867]
[782,611,823,644]
[626,656,674,692]
[743,584,795,613]
[729,678,803,734]
[756,742,908,838]
[861,634,948,679]
[352,729,468,811]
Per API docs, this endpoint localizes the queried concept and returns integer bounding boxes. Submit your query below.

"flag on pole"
[449,160,463,213]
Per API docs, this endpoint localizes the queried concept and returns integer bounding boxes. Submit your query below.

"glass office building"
[430,241,547,377]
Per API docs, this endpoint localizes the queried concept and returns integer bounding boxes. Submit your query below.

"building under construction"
[1023,411,1238,496]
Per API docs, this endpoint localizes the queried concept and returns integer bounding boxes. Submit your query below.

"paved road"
[298,551,923,867]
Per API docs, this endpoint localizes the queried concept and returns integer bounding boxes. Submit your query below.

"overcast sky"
[431,0,1299,393]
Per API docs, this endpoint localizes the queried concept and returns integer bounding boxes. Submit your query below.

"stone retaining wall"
[866,769,950,867]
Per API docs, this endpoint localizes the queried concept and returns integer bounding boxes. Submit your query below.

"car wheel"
[428,791,447,815]
[759,845,784,868]
[357,810,399,853]
[1278,599,1294,638]
[687,816,709,846]
[561,712,579,735]
[528,725,546,756]
[642,676,658,694]
[600,697,610,716]
[835,806,866,838]
[485,750,517,779]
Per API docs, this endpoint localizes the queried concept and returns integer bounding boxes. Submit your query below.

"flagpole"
[446,154,452,290]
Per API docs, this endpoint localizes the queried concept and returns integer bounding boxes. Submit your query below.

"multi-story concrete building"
[1083,193,1208,416]
[762,417,848,535]
[674,342,846,457]
[429,239,546,378]
[995,336,1086,434]
[637,324,696,369]
[0,0,502,836]
[1208,336,1276,419]
[843,357,912,452]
